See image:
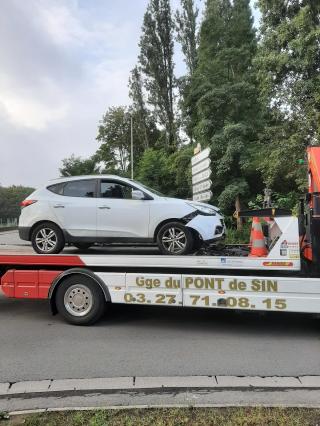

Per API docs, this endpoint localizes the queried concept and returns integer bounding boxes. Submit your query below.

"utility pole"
[131,115,134,179]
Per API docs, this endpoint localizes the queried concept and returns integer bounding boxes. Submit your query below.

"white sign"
[191,158,211,176]
[193,180,212,195]
[192,169,212,185]
[193,191,213,202]
[191,147,211,166]
[191,146,212,202]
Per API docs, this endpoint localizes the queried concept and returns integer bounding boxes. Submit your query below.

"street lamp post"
[131,115,133,179]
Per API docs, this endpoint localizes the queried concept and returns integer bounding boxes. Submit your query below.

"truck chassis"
[1,147,320,325]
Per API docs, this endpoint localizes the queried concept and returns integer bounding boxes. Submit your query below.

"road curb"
[1,375,320,397]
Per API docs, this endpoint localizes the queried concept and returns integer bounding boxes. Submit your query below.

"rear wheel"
[31,222,65,254]
[157,222,194,255]
[55,275,106,325]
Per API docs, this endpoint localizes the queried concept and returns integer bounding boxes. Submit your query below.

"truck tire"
[55,275,106,325]
[31,222,65,254]
[157,221,194,255]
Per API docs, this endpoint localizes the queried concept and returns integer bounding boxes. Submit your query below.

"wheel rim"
[162,227,187,254]
[64,284,93,317]
[35,228,57,252]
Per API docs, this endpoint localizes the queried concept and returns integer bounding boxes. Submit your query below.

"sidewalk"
[2,375,320,412]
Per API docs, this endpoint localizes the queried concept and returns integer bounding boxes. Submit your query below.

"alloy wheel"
[35,228,58,253]
[162,227,187,254]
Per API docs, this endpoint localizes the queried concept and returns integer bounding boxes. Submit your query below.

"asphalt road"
[1,230,320,383]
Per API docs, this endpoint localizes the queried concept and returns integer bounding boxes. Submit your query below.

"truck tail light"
[20,200,37,208]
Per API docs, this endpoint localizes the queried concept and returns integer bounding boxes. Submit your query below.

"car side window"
[63,180,96,198]
[100,181,133,199]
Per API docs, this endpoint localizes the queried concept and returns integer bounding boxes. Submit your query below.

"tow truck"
[1,147,320,325]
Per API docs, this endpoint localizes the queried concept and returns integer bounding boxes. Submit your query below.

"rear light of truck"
[20,200,37,208]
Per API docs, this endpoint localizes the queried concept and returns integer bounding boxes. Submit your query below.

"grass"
[225,224,251,245]
[3,407,320,426]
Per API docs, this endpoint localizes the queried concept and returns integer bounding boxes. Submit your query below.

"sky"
[0,0,260,188]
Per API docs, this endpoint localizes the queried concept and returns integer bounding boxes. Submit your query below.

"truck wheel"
[157,222,194,255]
[31,222,65,254]
[55,275,106,325]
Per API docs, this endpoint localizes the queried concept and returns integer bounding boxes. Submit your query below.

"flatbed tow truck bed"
[0,223,319,325]
[1,146,320,325]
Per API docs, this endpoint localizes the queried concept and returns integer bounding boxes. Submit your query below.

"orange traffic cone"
[249,217,268,257]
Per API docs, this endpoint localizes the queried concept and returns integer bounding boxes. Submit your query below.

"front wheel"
[31,222,65,254]
[55,275,106,325]
[157,222,194,255]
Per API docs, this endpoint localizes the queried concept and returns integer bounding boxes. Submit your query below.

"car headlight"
[187,202,216,215]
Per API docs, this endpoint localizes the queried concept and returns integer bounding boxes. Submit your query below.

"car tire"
[55,275,106,325]
[157,221,194,255]
[31,222,65,254]
[73,243,92,250]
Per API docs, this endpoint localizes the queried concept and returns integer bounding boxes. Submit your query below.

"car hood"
[159,197,221,213]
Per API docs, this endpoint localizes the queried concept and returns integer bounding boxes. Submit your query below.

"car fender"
[186,214,222,241]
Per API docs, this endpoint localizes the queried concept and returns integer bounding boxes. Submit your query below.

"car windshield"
[132,181,165,197]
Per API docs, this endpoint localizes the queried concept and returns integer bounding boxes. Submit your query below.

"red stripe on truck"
[1,270,62,299]
[0,255,84,267]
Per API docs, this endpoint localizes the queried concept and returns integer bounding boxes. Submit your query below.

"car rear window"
[63,180,96,198]
[47,183,65,195]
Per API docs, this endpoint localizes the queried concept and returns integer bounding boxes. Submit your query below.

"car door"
[96,179,151,239]
[49,179,97,237]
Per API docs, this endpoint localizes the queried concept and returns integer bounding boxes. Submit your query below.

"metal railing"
[0,218,18,228]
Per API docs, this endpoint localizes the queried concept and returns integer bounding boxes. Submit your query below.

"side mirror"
[132,189,146,200]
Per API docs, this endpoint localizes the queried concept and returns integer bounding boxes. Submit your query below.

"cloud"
[0,75,69,131]
[0,0,259,187]
[0,0,147,187]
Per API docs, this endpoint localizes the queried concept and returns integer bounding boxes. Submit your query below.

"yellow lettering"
[204,278,215,289]
[216,278,224,290]
[267,280,278,292]
[185,277,193,289]
[229,279,238,290]
[251,279,261,291]
[136,277,145,287]
[165,278,180,289]
[251,279,278,292]
[135,277,160,289]
[194,278,204,289]
[238,281,247,291]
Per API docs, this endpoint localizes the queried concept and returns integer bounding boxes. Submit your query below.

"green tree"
[0,186,34,221]
[255,0,320,193]
[168,145,194,199]
[137,145,194,199]
[60,154,100,177]
[139,0,176,149]
[129,66,150,149]
[128,66,161,150]
[175,0,199,142]
[175,0,198,75]
[96,106,154,176]
[190,0,263,214]
[137,148,175,195]
[96,106,133,175]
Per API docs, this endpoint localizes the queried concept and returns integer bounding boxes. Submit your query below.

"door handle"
[98,206,111,210]
[53,204,65,208]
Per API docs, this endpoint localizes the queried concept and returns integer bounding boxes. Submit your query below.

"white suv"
[19,176,225,255]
